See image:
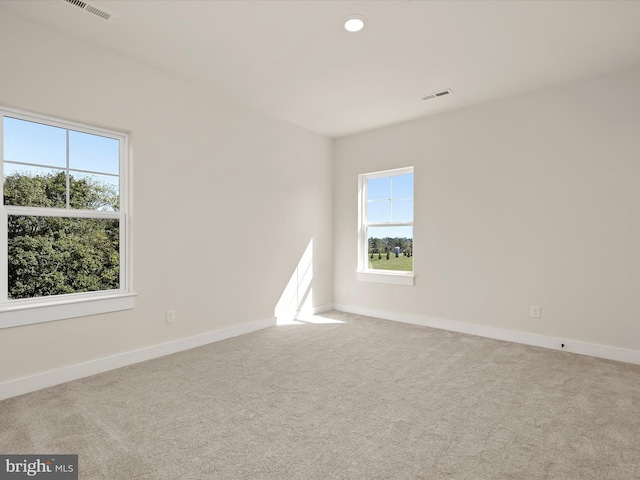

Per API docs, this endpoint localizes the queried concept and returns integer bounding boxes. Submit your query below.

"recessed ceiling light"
[343,14,366,33]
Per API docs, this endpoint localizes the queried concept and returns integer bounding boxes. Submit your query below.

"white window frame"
[0,106,135,329]
[357,166,415,286]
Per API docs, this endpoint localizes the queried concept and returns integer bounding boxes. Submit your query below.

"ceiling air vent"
[420,89,453,101]
[62,0,113,21]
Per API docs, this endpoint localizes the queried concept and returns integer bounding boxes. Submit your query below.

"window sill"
[357,271,415,286]
[0,292,137,329]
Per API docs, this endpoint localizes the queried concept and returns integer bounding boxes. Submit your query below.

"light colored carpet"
[1,311,640,479]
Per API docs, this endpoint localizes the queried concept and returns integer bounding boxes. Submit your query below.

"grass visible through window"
[368,253,412,271]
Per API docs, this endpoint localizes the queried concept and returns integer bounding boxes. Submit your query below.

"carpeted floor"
[1,311,640,479]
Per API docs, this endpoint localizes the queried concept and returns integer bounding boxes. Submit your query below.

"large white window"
[0,106,134,328]
[358,166,414,285]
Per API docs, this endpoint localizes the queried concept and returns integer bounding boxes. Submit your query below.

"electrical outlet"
[531,306,541,318]
[166,310,175,324]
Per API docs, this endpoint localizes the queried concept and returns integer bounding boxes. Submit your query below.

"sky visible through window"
[367,173,413,239]
[3,116,120,201]
[2,114,123,299]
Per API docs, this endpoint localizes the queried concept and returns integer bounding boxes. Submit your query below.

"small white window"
[0,106,134,328]
[358,167,414,286]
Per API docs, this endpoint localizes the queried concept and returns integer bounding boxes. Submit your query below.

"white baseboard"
[5,305,638,401]
[275,303,335,324]
[304,303,334,316]
[0,317,276,401]
[333,304,640,366]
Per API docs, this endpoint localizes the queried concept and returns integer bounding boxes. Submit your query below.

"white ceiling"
[2,0,640,138]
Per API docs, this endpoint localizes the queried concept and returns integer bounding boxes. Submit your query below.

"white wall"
[334,65,640,353]
[0,12,333,384]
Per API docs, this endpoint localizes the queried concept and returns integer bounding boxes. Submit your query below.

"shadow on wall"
[274,239,314,325]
